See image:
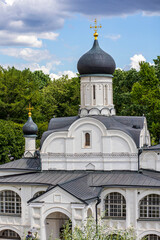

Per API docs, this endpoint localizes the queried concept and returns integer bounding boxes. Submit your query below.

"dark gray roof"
[1,170,160,204]
[41,115,144,148]
[77,40,116,75]
[0,158,40,171]
[90,171,160,187]
[40,116,79,147]
[0,171,85,186]
[60,175,101,202]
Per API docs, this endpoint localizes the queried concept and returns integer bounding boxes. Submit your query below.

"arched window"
[0,190,21,215]
[105,192,126,218]
[33,191,45,198]
[139,194,160,218]
[142,235,160,240]
[0,229,20,239]
[85,133,90,147]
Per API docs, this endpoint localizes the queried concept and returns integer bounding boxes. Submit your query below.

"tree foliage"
[59,218,136,240]
[0,120,24,164]
[0,56,160,163]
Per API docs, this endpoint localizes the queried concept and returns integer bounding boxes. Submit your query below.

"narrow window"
[93,85,96,100]
[85,133,90,147]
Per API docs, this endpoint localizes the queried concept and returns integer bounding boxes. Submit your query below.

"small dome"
[77,40,116,75]
[23,117,38,136]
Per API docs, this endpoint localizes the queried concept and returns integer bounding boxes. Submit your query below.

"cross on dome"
[26,103,34,117]
[90,18,102,40]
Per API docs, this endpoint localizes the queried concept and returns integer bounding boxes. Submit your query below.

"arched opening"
[105,192,126,218]
[0,190,21,215]
[139,194,160,219]
[45,212,71,240]
[33,191,45,198]
[142,234,160,240]
[0,229,20,239]
[85,133,90,147]
[87,208,92,218]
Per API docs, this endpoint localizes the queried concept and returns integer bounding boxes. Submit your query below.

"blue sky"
[0,0,160,79]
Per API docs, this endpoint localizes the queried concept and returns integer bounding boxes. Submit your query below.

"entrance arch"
[45,212,71,240]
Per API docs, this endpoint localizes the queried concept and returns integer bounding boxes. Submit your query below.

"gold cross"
[26,103,34,117]
[90,18,102,40]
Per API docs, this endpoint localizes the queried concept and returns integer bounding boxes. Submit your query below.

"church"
[0,20,160,240]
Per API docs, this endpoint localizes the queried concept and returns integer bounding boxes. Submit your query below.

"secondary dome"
[23,116,38,136]
[77,40,116,75]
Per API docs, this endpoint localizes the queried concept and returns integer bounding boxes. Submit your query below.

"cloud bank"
[0,0,159,47]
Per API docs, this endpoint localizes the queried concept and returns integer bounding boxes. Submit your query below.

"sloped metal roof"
[0,158,40,171]
[60,174,101,201]
[41,115,144,148]
[0,171,85,186]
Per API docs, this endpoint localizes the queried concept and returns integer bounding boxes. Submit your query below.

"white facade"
[80,75,115,116]
[0,38,159,240]
[41,117,151,172]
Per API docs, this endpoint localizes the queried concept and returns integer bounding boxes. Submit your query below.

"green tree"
[0,120,24,164]
[60,218,136,240]
[40,75,80,120]
[131,62,160,142]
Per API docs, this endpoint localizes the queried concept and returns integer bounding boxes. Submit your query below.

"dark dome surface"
[23,117,38,136]
[77,40,116,75]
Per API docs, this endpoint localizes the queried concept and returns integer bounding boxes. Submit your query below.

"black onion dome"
[23,117,38,136]
[77,40,116,75]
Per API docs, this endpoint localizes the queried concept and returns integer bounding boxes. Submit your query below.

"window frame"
[0,190,21,216]
[82,131,92,149]
[142,234,160,240]
[0,229,20,239]
[104,192,126,219]
[139,194,160,220]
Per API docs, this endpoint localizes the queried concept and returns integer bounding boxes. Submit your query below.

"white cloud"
[2,61,61,75]
[0,31,42,47]
[130,54,146,70]
[105,34,121,41]
[0,0,159,47]
[37,32,59,40]
[0,48,51,62]
[0,30,59,48]
[5,0,15,5]
[50,70,77,80]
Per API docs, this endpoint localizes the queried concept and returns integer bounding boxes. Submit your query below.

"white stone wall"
[41,117,138,171]
[140,150,160,171]
[0,185,160,239]
[0,184,47,239]
[80,75,115,116]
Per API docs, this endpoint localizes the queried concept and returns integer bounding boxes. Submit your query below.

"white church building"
[0,23,160,240]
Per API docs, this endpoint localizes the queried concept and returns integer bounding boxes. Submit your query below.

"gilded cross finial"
[26,103,34,117]
[90,18,102,40]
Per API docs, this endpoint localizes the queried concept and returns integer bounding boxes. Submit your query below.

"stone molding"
[41,152,137,158]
